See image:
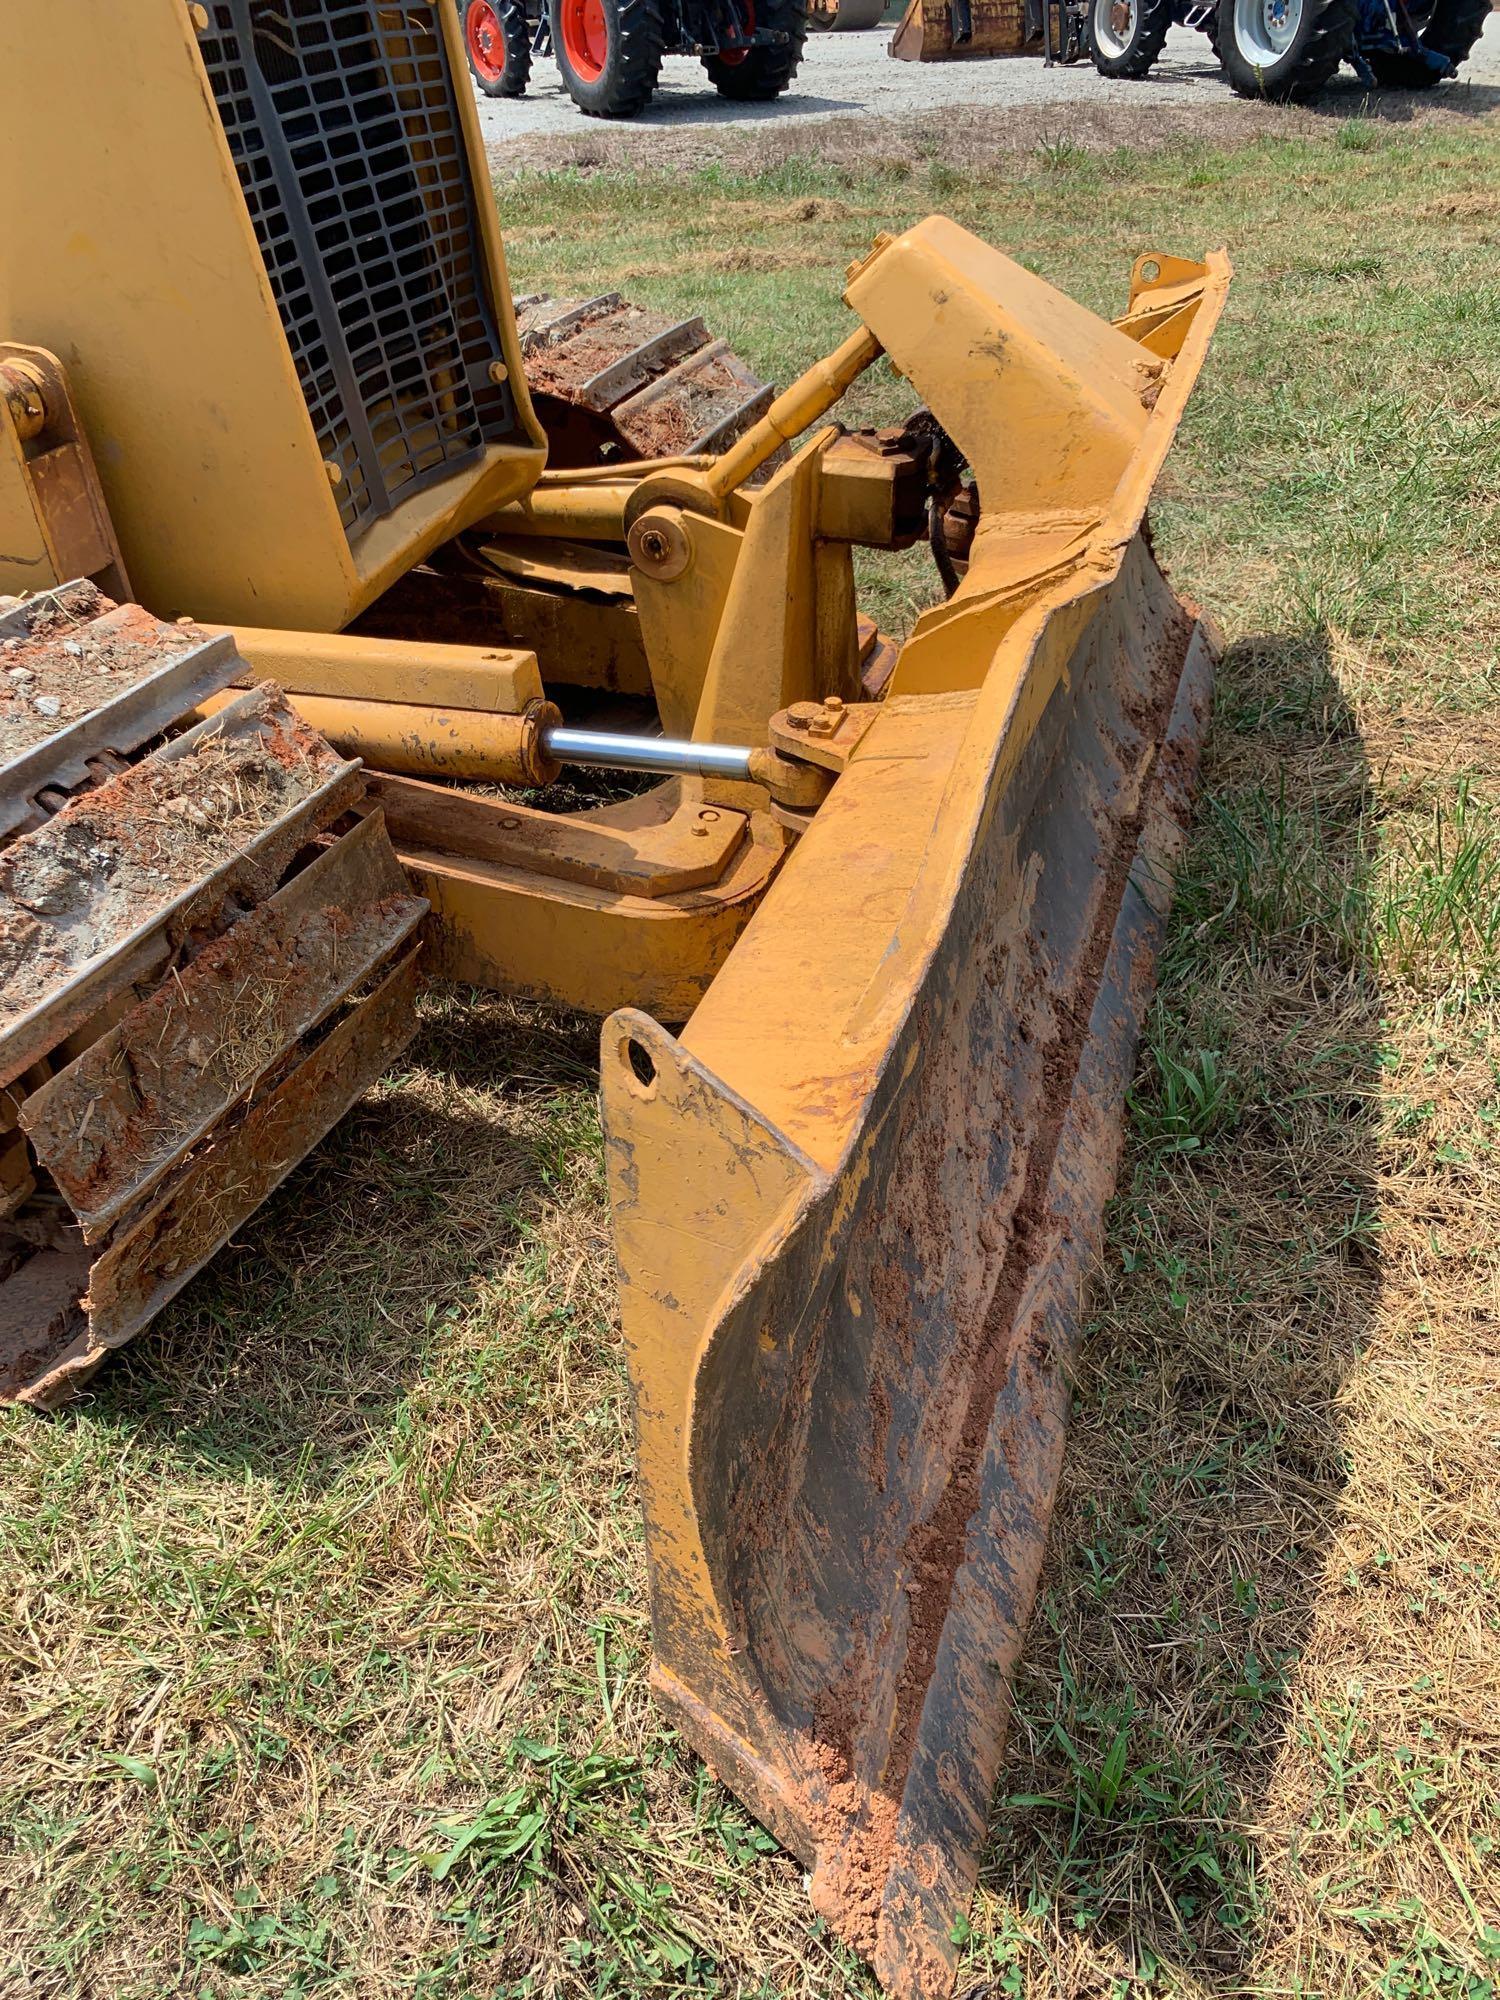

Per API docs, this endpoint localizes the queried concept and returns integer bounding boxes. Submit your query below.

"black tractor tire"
[1216,0,1354,96]
[1365,44,1442,82]
[462,0,533,94]
[1363,0,1485,83]
[554,0,665,116]
[701,0,808,99]
[1419,0,1489,65]
[1085,0,1174,75]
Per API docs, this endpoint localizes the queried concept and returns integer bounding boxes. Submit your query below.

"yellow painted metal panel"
[0,0,543,632]
[631,513,745,739]
[846,219,1155,523]
[0,429,51,594]
[215,627,544,713]
[404,818,785,1022]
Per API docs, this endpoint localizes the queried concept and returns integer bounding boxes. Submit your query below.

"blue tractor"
[1083,0,1489,97]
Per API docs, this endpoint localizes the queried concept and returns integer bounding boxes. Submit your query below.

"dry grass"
[3,111,1500,2000]
[482,79,1500,181]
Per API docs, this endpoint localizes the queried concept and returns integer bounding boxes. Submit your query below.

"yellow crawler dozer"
[0,1,1227,1985]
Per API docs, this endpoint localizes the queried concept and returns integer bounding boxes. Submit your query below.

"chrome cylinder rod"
[541,724,755,781]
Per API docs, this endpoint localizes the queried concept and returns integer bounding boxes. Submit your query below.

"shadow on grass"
[1299,74,1500,122]
[66,994,605,1482]
[500,78,863,124]
[1116,68,1500,123]
[626,89,865,124]
[968,628,1380,1990]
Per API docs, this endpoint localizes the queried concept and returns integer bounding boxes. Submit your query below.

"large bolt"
[0,359,50,444]
[627,508,692,583]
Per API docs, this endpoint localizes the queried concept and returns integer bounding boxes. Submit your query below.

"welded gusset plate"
[0,685,361,1091]
[367,770,749,899]
[22,809,426,1239]
[602,537,1214,1997]
[0,582,238,838]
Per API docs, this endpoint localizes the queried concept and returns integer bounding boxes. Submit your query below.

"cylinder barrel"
[195,690,562,787]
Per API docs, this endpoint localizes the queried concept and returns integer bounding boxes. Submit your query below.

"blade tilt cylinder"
[540,725,755,780]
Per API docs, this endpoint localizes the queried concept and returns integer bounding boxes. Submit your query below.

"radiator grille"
[198,0,519,539]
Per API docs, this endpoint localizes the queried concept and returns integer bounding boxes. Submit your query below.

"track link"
[514,293,775,464]
[0,585,425,1407]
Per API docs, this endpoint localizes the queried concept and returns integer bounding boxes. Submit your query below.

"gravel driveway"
[474,9,1498,151]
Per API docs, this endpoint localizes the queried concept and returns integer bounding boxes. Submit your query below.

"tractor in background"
[1082,0,1489,96]
[459,0,809,113]
[891,0,1487,97]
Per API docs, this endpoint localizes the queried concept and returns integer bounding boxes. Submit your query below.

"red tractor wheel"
[557,0,609,74]
[700,0,806,95]
[553,0,666,114]
[716,0,753,62]
[462,0,532,96]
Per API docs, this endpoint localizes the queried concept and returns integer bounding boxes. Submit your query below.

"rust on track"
[0,588,424,1408]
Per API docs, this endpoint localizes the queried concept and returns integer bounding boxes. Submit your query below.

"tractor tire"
[462,0,533,95]
[1216,0,1353,96]
[1362,0,1485,83]
[1086,0,1174,75]
[701,0,808,99]
[554,0,665,117]
[1364,43,1443,82]
[1419,0,1489,66]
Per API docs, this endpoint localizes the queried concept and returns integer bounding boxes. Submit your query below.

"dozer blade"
[602,229,1230,1994]
[890,0,1028,59]
[0,585,426,1407]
